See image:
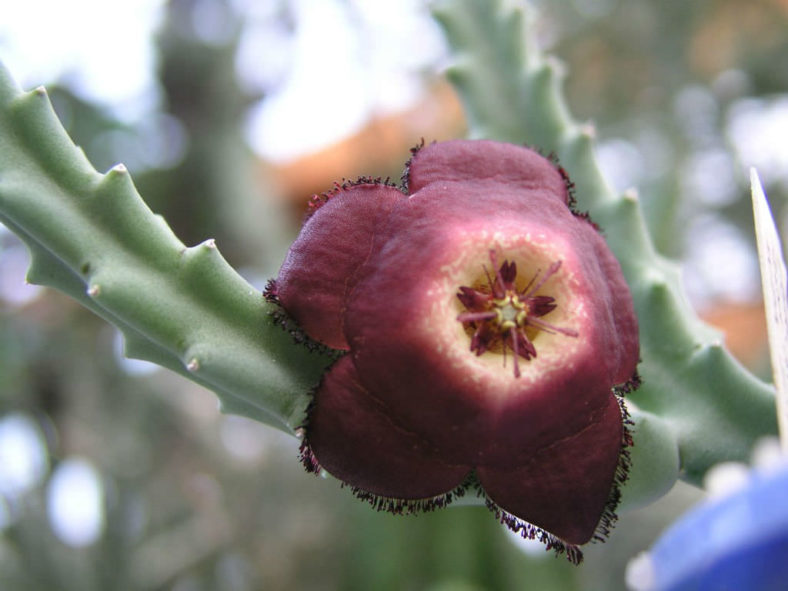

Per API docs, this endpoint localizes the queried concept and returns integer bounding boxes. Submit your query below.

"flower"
[266,139,639,562]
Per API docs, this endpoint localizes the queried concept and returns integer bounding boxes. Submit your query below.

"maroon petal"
[345,178,636,463]
[275,183,405,349]
[406,139,570,206]
[306,356,471,499]
[476,395,625,545]
[589,234,640,386]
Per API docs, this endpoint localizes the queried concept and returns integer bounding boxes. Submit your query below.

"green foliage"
[0,63,334,434]
[431,0,777,507]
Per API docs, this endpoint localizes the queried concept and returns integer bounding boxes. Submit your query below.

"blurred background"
[0,0,786,589]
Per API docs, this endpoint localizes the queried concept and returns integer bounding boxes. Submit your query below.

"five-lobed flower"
[266,139,640,563]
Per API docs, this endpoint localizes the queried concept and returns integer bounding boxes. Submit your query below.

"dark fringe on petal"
[263,278,281,305]
[481,493,584,565]
[298,420,477,516]
[591,382,638,548]
[298,435,322,475]
[345,473,476,517]
[572,210,602,232]
[400,137,427,193]
[297,395,322,473]
[545,152,578,212]
[614,369,642,397]
[263,280,345,357]
[305,176,402,221]
[540,149,604,233]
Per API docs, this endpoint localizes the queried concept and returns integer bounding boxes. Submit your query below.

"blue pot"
[643,461,788,591]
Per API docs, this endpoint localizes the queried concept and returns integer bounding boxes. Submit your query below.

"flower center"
[456,250,578,378]
[494,292,527,329]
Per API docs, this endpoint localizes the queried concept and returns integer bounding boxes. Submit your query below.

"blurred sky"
[0,0,164,121]
[1,0,786,189]
[0,0,446,161]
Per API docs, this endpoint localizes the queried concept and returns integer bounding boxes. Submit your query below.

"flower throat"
[456,251,578,378]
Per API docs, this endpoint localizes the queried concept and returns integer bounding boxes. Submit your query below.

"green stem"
[0,64,334,433]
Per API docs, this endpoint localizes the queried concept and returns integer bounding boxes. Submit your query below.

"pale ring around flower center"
[454,249,580,378]
[415,232,586,393]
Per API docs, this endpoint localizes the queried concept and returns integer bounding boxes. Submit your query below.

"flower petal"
[406,139,569,205]
[278,140,640,548]
[345,178,637,463]
[275,183,405,349]
[477,395,625,545]
[306,356,471,499]
[590,235,640,386]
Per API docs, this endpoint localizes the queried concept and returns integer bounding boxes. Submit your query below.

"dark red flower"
[267,140,639,562]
